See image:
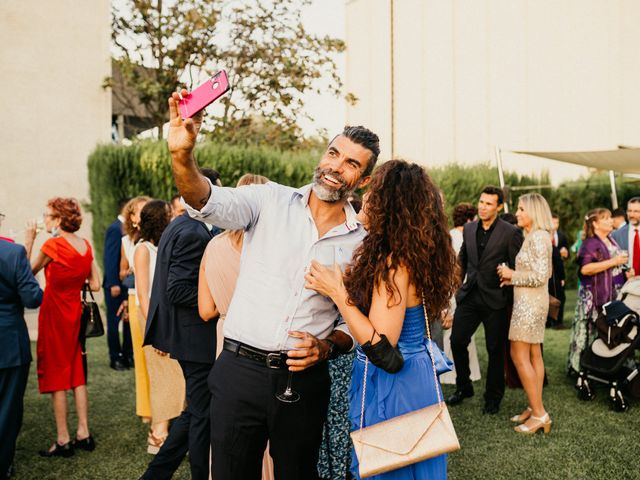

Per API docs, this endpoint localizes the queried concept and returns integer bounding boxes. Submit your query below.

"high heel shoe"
[147,430,167,455]
[72,435,96,452]
[510,406,532,423]
[514,413,552,435]
[38,441,74,458]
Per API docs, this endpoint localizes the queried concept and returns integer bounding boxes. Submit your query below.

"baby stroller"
[576,278,640,412]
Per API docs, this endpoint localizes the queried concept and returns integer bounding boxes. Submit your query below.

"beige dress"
[203,233,274,480]
[509,229,552,344]
[135,241,185,423]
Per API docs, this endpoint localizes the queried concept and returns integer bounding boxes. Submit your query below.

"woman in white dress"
[441,203,481,385]
[133,200,185,454]
[118,196,152,423]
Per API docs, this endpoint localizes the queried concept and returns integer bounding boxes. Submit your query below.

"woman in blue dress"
[305,160,459,480]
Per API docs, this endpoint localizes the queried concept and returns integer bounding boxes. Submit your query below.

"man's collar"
[117,215,125,224]
[292,184,361,231]
[478,217,498,232]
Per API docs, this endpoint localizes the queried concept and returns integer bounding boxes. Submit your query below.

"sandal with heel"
[510,406,532,423]
[514,413,552,435]
[147,431,167,454]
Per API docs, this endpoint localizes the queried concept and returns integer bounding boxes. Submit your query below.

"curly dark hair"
[138,200,171,246]
[452,202,477,227]
[47,197,82,233]
[343,160,460,321]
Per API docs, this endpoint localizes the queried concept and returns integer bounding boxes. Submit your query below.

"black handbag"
[81,283,104,338]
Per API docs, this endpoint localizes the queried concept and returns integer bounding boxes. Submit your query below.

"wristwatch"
[324,338,340,360]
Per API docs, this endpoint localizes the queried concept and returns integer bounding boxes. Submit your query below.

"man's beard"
[312,167,359,203]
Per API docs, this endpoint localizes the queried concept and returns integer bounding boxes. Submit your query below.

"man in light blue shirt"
[166,90,380,480]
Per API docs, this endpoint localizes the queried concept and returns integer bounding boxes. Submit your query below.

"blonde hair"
[518,193,553,233]
[226,174,269,245]
[123,195,151,239]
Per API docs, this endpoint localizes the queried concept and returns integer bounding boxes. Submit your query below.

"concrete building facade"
[344,0,640,182]
[0,0,112,240]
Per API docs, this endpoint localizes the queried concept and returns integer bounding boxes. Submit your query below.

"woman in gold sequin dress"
[497,193,553,435]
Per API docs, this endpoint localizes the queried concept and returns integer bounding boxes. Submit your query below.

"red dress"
[37,237,93,393]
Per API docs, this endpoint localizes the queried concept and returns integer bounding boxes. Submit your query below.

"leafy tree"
[108,0,349,143]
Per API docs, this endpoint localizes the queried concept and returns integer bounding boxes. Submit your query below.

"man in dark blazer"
[547,214,568,328]
[103,198,132,370]
[140,169,221,480]
[448,186,523,414]
[0,238,43,478]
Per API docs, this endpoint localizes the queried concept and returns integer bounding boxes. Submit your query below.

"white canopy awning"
[512,148,640,175]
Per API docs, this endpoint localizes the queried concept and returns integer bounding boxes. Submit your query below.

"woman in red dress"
[25,198,100,458]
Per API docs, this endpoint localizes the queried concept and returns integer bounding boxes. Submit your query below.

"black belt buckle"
[266,352,285,369]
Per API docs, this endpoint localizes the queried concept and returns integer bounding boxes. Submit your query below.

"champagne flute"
[275,351,300,403]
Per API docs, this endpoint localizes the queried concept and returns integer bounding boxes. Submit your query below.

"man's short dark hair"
[612,207,626,218]
[118,197,131,213]
[341,125,380,176]
[500,212,517,225]
[480,185,504,205]
[628,197,640,205]
[170,194,181,204]
[200,168,221,186]
[551,213,559,220]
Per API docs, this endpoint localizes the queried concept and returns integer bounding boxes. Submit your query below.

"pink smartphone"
[179,70,230,119]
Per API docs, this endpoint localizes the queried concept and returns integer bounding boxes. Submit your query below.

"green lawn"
[13,290,640,479]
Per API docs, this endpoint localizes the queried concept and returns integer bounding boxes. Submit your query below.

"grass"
[13,290,640,479]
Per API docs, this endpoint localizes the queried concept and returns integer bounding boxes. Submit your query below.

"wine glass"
[275,351,300,403]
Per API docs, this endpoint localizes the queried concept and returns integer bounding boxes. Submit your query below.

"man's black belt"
[223,338,289,370]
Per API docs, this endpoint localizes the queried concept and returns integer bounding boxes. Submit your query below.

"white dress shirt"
[629,224,639,268]
[185,180,364,351]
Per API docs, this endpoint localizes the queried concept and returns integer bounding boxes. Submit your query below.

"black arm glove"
[360,334,404,373]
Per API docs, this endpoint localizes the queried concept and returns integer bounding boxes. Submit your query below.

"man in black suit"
[103,198,132,370]
[140,169,221,480]
[548,214,568,328]
[447,186,523,414]
[0,236,43,478]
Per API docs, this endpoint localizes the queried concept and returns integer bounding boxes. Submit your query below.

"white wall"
[345,0,640,183]
[0,0,112,241]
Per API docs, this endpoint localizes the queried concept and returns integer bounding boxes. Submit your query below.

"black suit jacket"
[456,218,524,310]
[143,213,215,364]
[556,230,569,252]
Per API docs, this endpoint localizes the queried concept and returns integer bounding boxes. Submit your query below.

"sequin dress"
[509,229,552,344]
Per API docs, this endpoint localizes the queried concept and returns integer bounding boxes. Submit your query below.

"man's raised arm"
[167,90,211,210]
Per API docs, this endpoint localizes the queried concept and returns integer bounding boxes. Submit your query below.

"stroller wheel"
[609,388,628,412]
[576,376,595,401]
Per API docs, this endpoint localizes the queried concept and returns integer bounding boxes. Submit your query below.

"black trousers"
[143,361,213,480]
[450,289,508,404]
[104,289,132,363]
[0,363,30,477]
[209,350,330,480]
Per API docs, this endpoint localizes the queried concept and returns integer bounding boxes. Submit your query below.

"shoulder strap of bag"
[357,293,443,434]
[82,282,96,303]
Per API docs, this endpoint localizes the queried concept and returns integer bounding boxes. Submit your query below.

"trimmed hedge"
[87,141,318,263]
[87,140,637,289]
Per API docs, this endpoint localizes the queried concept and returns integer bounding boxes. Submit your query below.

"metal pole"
[609,170,619,209]
[390,0,395,159]
[494,146,509,213]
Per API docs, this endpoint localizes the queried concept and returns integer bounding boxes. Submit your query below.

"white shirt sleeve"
[182,178,271,230]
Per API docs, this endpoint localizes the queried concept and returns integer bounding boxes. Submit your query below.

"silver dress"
[509,229,552,343]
